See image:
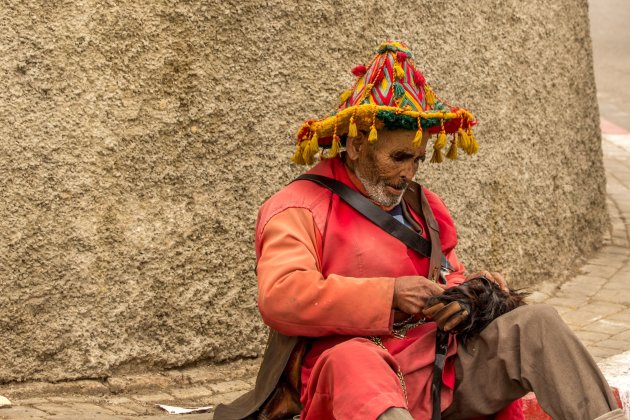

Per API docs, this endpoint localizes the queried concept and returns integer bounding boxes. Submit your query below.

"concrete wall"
[0,0,606,382]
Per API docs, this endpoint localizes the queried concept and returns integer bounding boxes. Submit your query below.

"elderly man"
[215,42,623,420]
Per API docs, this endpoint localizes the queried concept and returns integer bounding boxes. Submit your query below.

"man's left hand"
[422,301,469,332]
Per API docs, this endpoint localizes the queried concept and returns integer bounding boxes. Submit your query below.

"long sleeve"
[444,249,467,287]
[256,207,395,337]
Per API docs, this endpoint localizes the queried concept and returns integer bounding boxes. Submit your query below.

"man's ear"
[346,131,367,162]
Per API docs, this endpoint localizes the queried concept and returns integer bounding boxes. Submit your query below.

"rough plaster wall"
[0,0,606,382]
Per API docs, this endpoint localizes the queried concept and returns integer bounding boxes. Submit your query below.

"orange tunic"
[255,157,470,418]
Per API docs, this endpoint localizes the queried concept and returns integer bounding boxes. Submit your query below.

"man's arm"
[256,207,396,337]
[444,249,467,287]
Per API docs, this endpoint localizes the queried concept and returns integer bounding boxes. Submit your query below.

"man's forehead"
[374,130,428,152]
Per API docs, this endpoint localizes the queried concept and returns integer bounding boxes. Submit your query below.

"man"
[215,42,623,419]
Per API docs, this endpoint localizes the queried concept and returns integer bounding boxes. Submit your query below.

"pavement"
[0,119,628,419]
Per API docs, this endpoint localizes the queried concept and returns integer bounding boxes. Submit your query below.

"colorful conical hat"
[293,41,478,165]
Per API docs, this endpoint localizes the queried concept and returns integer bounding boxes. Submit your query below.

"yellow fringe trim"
[348,116,358,138]
[291,104,477,165]
[394,64,405,80]
[339,89,353,105]
[446,136,458,160]
[297,104,466,141]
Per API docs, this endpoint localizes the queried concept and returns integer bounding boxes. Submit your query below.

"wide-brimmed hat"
[293,41,478,165]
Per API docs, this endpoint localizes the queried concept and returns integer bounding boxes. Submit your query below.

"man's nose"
[400,161,416,180]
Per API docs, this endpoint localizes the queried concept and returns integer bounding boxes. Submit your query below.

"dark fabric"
[432,329,450,420]
[442,305,619,420]
[214,331,299,420]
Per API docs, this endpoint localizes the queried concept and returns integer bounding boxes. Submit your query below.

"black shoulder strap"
[295,174,431,258]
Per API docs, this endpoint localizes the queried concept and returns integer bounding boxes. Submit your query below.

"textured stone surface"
[0,0,606,381]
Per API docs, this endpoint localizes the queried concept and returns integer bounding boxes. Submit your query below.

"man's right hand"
[393,276,445,315]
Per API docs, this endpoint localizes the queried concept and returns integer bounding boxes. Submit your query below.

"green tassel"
[393,82,405,99]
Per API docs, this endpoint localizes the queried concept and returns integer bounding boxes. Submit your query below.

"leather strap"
[431,329,450,420]
[404,182,445,282]
[295,174,432,258]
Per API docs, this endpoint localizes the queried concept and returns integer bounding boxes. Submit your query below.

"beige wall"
[0,0,606,382]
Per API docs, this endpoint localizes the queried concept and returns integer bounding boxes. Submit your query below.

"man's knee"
[478,304,565,347]
[494,303,562,328]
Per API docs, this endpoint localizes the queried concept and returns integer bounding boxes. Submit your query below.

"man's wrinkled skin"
[344,129,507,327]
[345,129,428,210]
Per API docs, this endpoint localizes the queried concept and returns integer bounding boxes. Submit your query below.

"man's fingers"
[432,302,462,323]
[422,302,445,317]
[465,270,509,292]
[423,301,469,332]
[489,271,508,291]
[465,271,488,282]
[442,310,469,332]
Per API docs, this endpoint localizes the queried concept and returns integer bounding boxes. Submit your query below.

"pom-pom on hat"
[292,41,478,165]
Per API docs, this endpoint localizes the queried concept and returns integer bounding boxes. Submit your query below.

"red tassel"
[414,70,426,87]
[351,64,367,77]
[396,51,408,63]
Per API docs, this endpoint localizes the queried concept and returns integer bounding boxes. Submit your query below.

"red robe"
[256,157,522,419]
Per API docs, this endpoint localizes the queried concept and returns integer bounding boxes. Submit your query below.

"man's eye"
[392,154,406,162]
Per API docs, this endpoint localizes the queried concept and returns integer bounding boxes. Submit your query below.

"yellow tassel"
[309,132,320,154]
[394,64,405,80]
[446,136,458,160]
[430,147,443,163]
[339,89,353,105]
[412,129,423,148]
[302,133,319,163]
[368,125,378,143]
[434,131,447,151]
[329,135,341,158]
[292,143,306,165]
[301,143,312,164]
[348,117,358,138]
[458,128,470,154]
[424,85,436,107]
[469,130,479,154]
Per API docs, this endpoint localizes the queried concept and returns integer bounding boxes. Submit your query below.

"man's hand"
[466,271,508,292]
[393,276,445,315]
[422,301,469,332]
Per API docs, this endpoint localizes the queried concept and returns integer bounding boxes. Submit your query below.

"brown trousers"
[441,304,619,420]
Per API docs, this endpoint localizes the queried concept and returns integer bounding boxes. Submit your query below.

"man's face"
[352,129,428,208]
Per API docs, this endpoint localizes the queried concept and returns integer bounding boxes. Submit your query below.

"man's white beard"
[355,168,404,208]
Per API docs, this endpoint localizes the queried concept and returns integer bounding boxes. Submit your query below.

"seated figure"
[215,41,623,420]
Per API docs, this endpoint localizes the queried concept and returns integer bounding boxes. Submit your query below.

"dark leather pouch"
[257,340,307,420]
